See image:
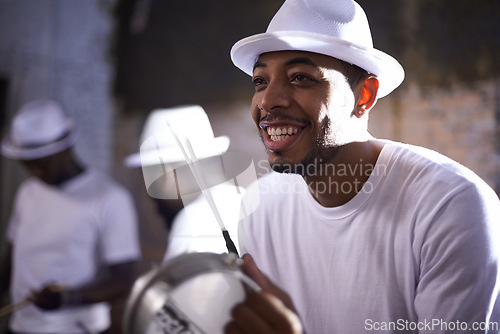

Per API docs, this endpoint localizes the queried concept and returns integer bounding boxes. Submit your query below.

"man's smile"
[259,122,305,152]
[266,125,299,141]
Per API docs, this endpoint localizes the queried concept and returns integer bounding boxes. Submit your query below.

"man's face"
[250,51,360,174]
[21,153,64,185]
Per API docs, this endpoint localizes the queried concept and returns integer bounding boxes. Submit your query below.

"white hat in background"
[230,0,404,98]
[124,105,231,199]
[124,105,230,168]
[1,99,77,160]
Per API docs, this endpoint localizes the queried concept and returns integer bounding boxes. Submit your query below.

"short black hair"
[339,61,370,88]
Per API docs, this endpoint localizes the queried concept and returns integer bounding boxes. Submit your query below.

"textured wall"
[0,0,119,331]
[371,81,499,192]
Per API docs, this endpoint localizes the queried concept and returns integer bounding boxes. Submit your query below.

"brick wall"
[370,81,499,194]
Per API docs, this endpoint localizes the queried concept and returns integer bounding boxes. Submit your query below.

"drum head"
[124,252,259,334]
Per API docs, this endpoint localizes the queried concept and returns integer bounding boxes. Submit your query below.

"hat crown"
[231,0,405,98]
[139,105,216,151]
[12,100,70,146]
[124,104,230,168]
[268,0,373,48]
[1,99,77,159]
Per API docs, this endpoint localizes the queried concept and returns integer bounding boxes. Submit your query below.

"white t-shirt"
[7,168,141,333]
[164,183,243,262]
[239,141,500,334]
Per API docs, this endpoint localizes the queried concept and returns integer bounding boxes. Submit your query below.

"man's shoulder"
[386,141,477,180]
[16,176,48,196]
[384,141,497,201]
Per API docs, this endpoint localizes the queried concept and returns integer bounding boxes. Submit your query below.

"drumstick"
[168,123,239,256]
[0,298,30,318]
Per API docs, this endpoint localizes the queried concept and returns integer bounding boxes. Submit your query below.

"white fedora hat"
[1,99,77,160]
[231,0,404,98]
[124,105,230,168]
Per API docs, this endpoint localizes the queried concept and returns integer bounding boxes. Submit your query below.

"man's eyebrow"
[253,61,267,72]
[253,56,319,72]
[284,57,319,68]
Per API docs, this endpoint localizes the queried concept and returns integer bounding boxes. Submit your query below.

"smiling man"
[225,0,500,333]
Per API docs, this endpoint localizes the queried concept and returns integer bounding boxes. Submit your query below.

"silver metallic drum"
[123,252,259,334]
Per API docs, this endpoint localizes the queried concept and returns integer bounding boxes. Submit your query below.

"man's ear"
[354,76,379,118]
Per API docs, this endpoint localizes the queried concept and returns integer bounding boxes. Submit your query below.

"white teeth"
[267,126,299,139]
[270,134,290,142]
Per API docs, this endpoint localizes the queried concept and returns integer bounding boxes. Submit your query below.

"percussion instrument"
[123,252,259,334]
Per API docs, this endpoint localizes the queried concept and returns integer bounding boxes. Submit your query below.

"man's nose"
[258,80,291,113]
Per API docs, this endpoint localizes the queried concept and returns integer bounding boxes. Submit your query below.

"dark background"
[112,0,500,112]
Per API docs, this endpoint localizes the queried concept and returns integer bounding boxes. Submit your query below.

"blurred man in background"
[0,100,141,334]
[124,105,246,261]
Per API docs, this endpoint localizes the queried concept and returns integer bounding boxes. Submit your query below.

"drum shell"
[123,252,258,334]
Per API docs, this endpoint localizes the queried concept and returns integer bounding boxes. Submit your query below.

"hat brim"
[124,135,230,168]
[1,121,77,160]
[231,31,404,98]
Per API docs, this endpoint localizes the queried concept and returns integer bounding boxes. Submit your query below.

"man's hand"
[30,284,64,310]
[225,254,303,334]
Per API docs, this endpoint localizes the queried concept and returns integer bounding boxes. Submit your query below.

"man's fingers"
[241,253,297,312]
[226,294,272,334]
[228,254,303,333]
[242,253,279,294]
[250,292,303,333]
[226,291,303,334]
[241,254,267,287]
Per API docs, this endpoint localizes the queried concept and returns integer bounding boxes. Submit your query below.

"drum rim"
[123,252,253,334]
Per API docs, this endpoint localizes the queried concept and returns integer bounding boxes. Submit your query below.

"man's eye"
[292,74,314,82]
[252,77,264,86]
